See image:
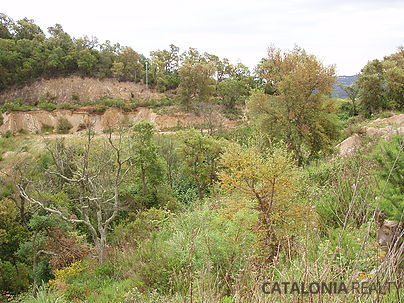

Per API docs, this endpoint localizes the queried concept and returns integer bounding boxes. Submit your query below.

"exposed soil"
[0,76,160,104]
[0,107,241,134]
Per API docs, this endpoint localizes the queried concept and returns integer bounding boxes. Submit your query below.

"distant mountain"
[332,75,358,98]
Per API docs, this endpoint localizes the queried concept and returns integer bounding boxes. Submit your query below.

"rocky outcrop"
[336,114,404,156]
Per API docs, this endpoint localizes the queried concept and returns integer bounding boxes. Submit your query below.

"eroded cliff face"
[0,107,240,134]
[0,76,160,105]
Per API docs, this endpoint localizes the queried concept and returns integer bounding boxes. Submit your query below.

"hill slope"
[0,76,159,105]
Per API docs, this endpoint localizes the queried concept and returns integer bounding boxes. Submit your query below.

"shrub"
[370,136,403,221]
[311,155,376,231]
[0,98,32,112]
[2,130,13,138]
[56,118,73,134]
[37,98,57,111]
[40,124,54,134]
[14,284,67,303]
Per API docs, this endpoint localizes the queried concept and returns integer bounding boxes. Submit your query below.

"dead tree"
[18,129,132,264]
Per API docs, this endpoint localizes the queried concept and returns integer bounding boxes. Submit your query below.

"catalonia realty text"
[261,281,401,295]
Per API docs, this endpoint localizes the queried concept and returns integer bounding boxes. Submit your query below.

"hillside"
[0,76,160,105]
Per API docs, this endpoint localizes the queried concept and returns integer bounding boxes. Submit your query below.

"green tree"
[217,78,249,109]
[112,47,144,82]
[357,59,386,116]
[130,122,168,207]
[342,82,359,116]
[357,48,404,116]
[177,130,224,200]
[178,62,216,108]
[251,46,339,165]
[0,198,30,293]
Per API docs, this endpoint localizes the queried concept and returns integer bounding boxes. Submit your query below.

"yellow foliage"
[219,144,316,259]
[48,261,86,291]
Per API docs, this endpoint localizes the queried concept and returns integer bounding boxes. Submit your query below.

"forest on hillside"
[0,13,403,303]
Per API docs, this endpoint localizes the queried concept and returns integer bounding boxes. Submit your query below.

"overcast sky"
[2,0,403,75]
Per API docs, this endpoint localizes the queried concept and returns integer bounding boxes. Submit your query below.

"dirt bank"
[0,76,160,104]
[0,107,240,134]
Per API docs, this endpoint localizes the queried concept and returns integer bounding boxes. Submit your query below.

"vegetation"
[0,13,403,303]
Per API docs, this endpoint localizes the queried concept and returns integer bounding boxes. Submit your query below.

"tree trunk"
[95,233,107,264]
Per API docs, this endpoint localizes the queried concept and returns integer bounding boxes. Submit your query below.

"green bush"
[309,156,376,231]
[56,117,73,134]
[2,130,13,138]
[15,285,67,303]
[0,99,32,112]
[37,98,57,111]
[370,136,403,221]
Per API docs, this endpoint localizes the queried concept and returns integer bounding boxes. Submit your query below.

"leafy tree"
[342,82,359,116]
[357,48,404,116]
[177,130,225,200]
[217,78,249,110]
[357,59,386,116]
[178,62,216,108]
[112,47,144,82]
[251,46,339,165]
[130,122,168,207]
[0,13,15,39]
[0,198,30,293]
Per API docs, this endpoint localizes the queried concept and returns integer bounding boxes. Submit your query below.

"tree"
[112,47,144,82]
[219,144,310,261]
[357,59,386,116]
[217,78,249,110]
[13,18,44,40]
[130,122,167,207]
[18,131,133,263]
[251,46,339,165]
[342,82,359,116]
[177,130,225,200]
[0,198,30,293]
[177,62,216,108]
[0,13,15,39]
[357,48,404,116]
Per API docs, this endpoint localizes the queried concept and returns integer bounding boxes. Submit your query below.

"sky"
[2,0,403,75]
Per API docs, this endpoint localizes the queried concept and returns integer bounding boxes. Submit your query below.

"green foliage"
[1,99,33,112]
[217,78,249,110]
[128,121,174,208]
[177,130,225,199]
[370,136,403,221]
[357,48,404,117]
[178,62,216,108]
[0,198,31,293]
[14,284,67,303]
[55,117,72,134]
[251,47,340,165]
[110,208,170,247]
[37,98,57,111]
[307,155,376,231]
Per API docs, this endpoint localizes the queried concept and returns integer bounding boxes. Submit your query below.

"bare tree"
[18,129,132,263]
